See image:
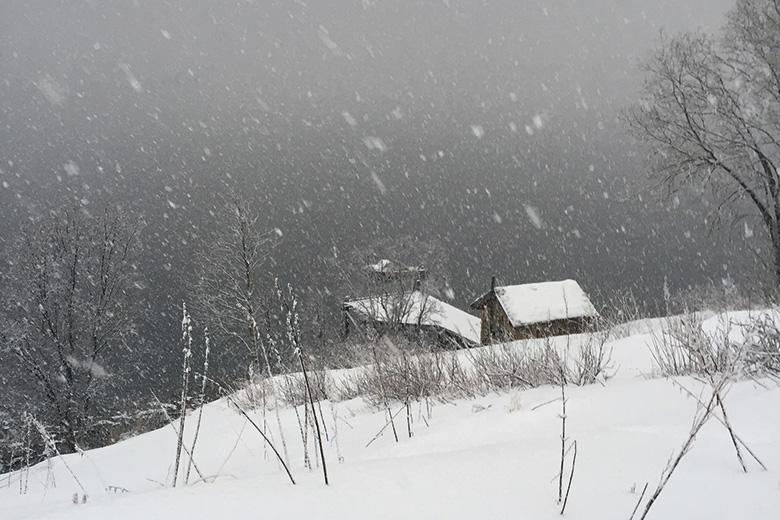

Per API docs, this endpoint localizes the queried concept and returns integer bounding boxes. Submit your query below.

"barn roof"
[470,279,598,327]
[344,291,481,344]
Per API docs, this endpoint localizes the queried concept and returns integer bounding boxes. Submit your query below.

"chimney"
[491,275,497,291]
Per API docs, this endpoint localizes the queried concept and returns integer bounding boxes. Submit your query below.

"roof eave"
[469,291,493,310]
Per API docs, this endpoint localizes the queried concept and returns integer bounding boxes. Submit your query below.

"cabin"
[365,258,427,285]
[469,278,599,344]
[343,290,481,349]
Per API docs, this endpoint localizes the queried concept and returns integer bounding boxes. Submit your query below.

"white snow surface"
[2,310,780,520]
[344,291,481,344]
[494,279,599,326]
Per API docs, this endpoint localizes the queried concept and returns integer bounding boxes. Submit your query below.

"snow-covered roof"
[344,291,481,344]
[367,259,394,273]
[365,258,424,276]
[474,279,598,327]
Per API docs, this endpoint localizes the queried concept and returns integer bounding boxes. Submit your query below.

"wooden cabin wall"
[479,298,515,344]
[512,317,594,340]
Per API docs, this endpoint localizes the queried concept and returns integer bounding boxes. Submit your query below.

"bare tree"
[193,193,278,380]
[192,193,291,466]
[337,236,448,345]
[1,206,141,453]
[626,0,780,286]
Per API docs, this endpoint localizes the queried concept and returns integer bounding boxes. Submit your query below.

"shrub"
[354,347,472,407]
[650,314,735,377]
[571,330,613,385]
[733,313,780,380]
[468,341,564,391]
[278,370,331,407]
[650,310,780,379]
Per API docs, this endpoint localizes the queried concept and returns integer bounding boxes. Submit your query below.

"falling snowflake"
[370,171,386,194]
[363,137,387,152]
[524,204,544,229]
[119,63,143,93]
[37,74,66,105]
[63,161,80,176]
[342,111,358,127]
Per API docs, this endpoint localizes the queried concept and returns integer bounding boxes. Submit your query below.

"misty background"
[0,0,756,389]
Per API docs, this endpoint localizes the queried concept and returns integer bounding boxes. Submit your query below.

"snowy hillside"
[2,312,779,520]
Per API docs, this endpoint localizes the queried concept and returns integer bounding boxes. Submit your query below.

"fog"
[0,0,753,383]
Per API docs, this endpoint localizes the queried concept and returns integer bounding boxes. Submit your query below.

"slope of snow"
[2,313,779,520]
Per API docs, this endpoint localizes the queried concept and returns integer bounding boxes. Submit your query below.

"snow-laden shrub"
[650,310,780,379]
[571,330,614,385]
[651,314,738,377]
[278,370,331,407]
[345,329,613,410]
[468,332,612,391]
[469,340,566,391]
[666,281,774,316]
[726,313,780,379]
[595,289,652,339]
[234,377,275,411]
[354,349,471,407]
[232,366,335,410]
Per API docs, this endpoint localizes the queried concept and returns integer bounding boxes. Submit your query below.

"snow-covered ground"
[2,312,779,519]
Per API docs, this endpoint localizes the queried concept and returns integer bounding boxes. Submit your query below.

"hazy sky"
[0,0,746,339]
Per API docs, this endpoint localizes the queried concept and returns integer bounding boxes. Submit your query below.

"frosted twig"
[560,440,577,515]
[150,392,205,483]
[628,483,649,520]
[366,404,406,448]
[226,394,296,485]
[186,327,211,485]
[671,378,766,471]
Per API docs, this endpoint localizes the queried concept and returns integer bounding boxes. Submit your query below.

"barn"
[343,290,481,349]
[469,278,599,344]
